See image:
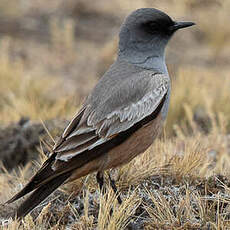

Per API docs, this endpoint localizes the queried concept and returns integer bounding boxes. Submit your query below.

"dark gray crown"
[122,8,174,34]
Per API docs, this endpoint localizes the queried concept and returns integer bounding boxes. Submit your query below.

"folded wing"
[55,71,169,162]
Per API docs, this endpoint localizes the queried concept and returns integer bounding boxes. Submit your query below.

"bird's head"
[118,8,195,67]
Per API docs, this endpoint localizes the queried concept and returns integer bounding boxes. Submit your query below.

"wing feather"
[54,72,169,161]
[55,131,97,152]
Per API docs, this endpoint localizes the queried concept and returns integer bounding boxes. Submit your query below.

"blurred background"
[1,1,230,228]
[0,0,229,124]
[1,0,230,171]
[0,0,230,178]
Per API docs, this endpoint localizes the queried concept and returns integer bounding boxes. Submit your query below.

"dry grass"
[167,67,230,135]
[0,39,76,124]
[0,0,230,229]
[2,115,230,229]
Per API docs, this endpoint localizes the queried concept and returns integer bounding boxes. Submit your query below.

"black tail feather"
[15,171,71,219]
[6,154,57,204]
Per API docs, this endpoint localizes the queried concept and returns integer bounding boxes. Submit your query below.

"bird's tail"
[5,152,73,219]
[5,148,103,219]
[13,171,71,219]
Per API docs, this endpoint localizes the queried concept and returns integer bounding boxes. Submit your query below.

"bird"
[6,8,195,219]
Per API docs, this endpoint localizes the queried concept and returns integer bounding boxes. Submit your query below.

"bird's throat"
[118,52,168,74]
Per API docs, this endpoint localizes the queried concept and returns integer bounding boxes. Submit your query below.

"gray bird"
[6,8,195,219]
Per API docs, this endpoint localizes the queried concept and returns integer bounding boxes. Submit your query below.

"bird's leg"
[108,173,122,204]
[96,171,104,194]
[96,171,122,204]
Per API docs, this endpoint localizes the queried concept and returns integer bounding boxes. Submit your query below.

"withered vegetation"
[1,0,230,229]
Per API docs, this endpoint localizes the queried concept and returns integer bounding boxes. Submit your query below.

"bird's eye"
[142,21,159,34]
[148,21,158,29]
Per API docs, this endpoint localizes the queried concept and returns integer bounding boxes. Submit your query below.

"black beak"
[169,21,195,31]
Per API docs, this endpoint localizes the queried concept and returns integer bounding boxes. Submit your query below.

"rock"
[0,117,68,171]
